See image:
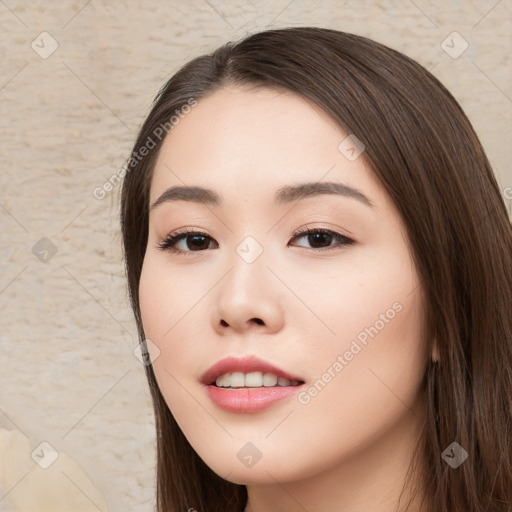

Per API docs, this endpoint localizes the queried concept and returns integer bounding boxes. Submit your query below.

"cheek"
[282,238,421,356]
[285,245,428,455]
[255,292,429,481]
[138,256,189,385]
[139,253,206,344]
[138,253,208,410]
[296,280,427,452]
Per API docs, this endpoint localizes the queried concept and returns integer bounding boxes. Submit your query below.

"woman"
[120,27,512,512]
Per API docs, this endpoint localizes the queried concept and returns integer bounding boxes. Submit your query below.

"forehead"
[149,85,384,210]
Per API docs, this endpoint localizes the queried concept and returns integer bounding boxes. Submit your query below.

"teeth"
[278,376,291,386]
[215,372,301,388]
[245,371,263,387]
[263,373,278,386]
[230,372,245,387]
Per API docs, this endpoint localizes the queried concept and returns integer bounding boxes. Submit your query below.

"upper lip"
[200,355,305,385]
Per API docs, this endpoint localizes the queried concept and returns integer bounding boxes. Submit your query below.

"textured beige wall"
[0,1,510,511]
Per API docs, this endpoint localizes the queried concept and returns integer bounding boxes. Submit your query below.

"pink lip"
[201,355,305,414]
[205,385,304,413]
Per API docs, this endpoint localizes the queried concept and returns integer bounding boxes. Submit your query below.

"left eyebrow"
[275,181,373,207]
[150,181,374,210]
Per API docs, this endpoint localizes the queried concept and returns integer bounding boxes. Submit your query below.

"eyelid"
[290,224,353,241]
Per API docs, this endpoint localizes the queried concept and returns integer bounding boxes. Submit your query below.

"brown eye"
[157,230,217,254]
[183,234,211,251]
[290,228,354,251]
[157,227,354,255]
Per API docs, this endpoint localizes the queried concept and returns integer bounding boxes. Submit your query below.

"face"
[139,85,429,484]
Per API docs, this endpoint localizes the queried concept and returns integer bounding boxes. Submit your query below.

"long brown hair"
[120,27,512,512]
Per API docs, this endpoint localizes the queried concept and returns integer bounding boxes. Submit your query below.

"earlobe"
[431,339,440,364]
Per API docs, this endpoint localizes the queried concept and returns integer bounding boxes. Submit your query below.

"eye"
[157,226,355,255]
[157,229,217,255]
[289,226,354,251]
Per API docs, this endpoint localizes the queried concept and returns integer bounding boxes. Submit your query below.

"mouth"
[201,355,306,388]
[201,355,306,412]
[211,371,304,389]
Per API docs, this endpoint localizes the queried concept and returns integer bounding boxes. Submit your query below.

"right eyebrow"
[151,185,221,210]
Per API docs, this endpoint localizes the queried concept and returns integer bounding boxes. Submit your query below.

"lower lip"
[205,384,304,413]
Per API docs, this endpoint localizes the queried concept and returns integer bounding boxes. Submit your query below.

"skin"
[139,85,431,512]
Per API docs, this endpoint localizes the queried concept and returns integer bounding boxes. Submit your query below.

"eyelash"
[156,226,355,256]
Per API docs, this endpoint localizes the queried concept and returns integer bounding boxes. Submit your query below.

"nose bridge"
[222,236,268,306]
[213,234,283,332]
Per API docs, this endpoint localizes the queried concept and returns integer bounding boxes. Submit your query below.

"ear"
[431,338,440,363]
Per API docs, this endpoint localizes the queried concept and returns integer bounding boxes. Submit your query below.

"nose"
[211,251,285,335]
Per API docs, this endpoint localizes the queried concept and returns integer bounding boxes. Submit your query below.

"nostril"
[220,320,229,327]
[251,318,264,325]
